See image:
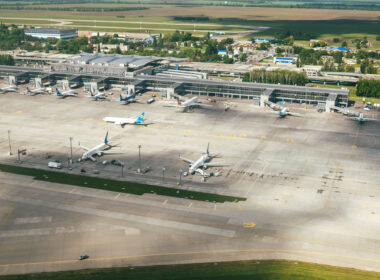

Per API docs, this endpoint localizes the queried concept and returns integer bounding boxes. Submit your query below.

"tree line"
[0,55,15,65]
[242,70,307,86]
[356,79,380,98]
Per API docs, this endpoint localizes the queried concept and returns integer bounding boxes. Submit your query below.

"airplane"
[0,85,17,93]
[26,86,47,95]
[264,100,300,117]
[347,112,377,123]
[166,96,212,111]
[0,82,17,93]
[56,87,77,98]
[0,77,18,93]
[179,143,225,178]
[332,106,360,117]
[119,94,137,104]
[103,112,145,127]
[89,88,107,101]
[78,131,117,162]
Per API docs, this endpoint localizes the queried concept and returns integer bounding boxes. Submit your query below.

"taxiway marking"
[68,188,76,194]
[286,138,293,143]
[237,203,242,210]
[85,118,93,121]
[261,135,267,139]
[98,121,105,125]
[28,181,37,186]
[216,134,223,137]
[15,110,22,114]
[166,125,173,129]
[114,193,121,200]
[240,133,247,137]
[162,199,168,205]
[187,202,193,209]
[50,114,56,118]
[243,222,256,228]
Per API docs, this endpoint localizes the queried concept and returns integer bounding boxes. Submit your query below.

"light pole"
[138,145,142,173]
[7,130,12,156]
[69,137,73,164]
[162,167,166,182]
[179,169,183,185]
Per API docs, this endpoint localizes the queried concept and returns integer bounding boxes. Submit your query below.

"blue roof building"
[218,50,228,56]
[328,47,350,52]
[273,57,295,64]
[254,38,275,43]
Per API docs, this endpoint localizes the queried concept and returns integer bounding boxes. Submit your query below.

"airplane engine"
[97,152,103,156]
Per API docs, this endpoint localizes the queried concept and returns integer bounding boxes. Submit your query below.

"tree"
[341,41,347,47]
[0,54,14,65]
[333,38,339,43]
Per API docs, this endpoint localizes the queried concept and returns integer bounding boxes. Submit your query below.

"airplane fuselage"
[189,154,209,174]
[82,143,107,161]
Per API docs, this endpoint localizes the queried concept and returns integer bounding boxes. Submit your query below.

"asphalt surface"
[0,86,379,275]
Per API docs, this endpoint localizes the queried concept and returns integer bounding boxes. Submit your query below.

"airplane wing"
[179,155,194,164]
[347,117,377,122]
[204,162,228,167]
[79,145,90,151]
[89,155,96,162]
[101,151,122,155]
[196,103,213,107]
[195,168,209,177]
[287,112,301,117]
[103,117,131,126]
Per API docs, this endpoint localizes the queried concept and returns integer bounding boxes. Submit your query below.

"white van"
[48,162,62,169]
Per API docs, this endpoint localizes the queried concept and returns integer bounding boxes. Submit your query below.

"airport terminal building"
[25,28,78,40]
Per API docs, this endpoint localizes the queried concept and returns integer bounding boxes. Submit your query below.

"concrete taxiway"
[0,87,379,274]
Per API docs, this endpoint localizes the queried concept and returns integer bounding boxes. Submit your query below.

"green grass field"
[0,163,245,203]
[1,260,379,280]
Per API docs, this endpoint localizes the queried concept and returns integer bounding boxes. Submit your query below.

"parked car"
[48,162,62,169]
[79,254,89,260]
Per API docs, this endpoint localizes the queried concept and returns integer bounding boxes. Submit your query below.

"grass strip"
[0,163,245,203]
[0,259,379,280]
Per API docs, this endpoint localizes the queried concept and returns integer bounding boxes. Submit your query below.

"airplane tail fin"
[104,131,109,145]
[135,112,145,124]
[206,142,210,155]
[26,87,31,93]
[177,96,181,105]
[56,88,62,96]
[120,94,125,102]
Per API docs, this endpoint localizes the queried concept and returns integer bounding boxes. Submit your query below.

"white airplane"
[0,83,17,93]
[89,89,107,101]
[347,113,377,123]
[56,87,77,98]
[0,77,17,93]
[166,96,212,111]
[264,100,300,117]
[26,86,47,95]
[103,112,145,127]
[179,143,225,178]
[78,132,117,162]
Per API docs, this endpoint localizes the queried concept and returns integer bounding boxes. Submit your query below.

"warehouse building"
[25,28,78,39]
